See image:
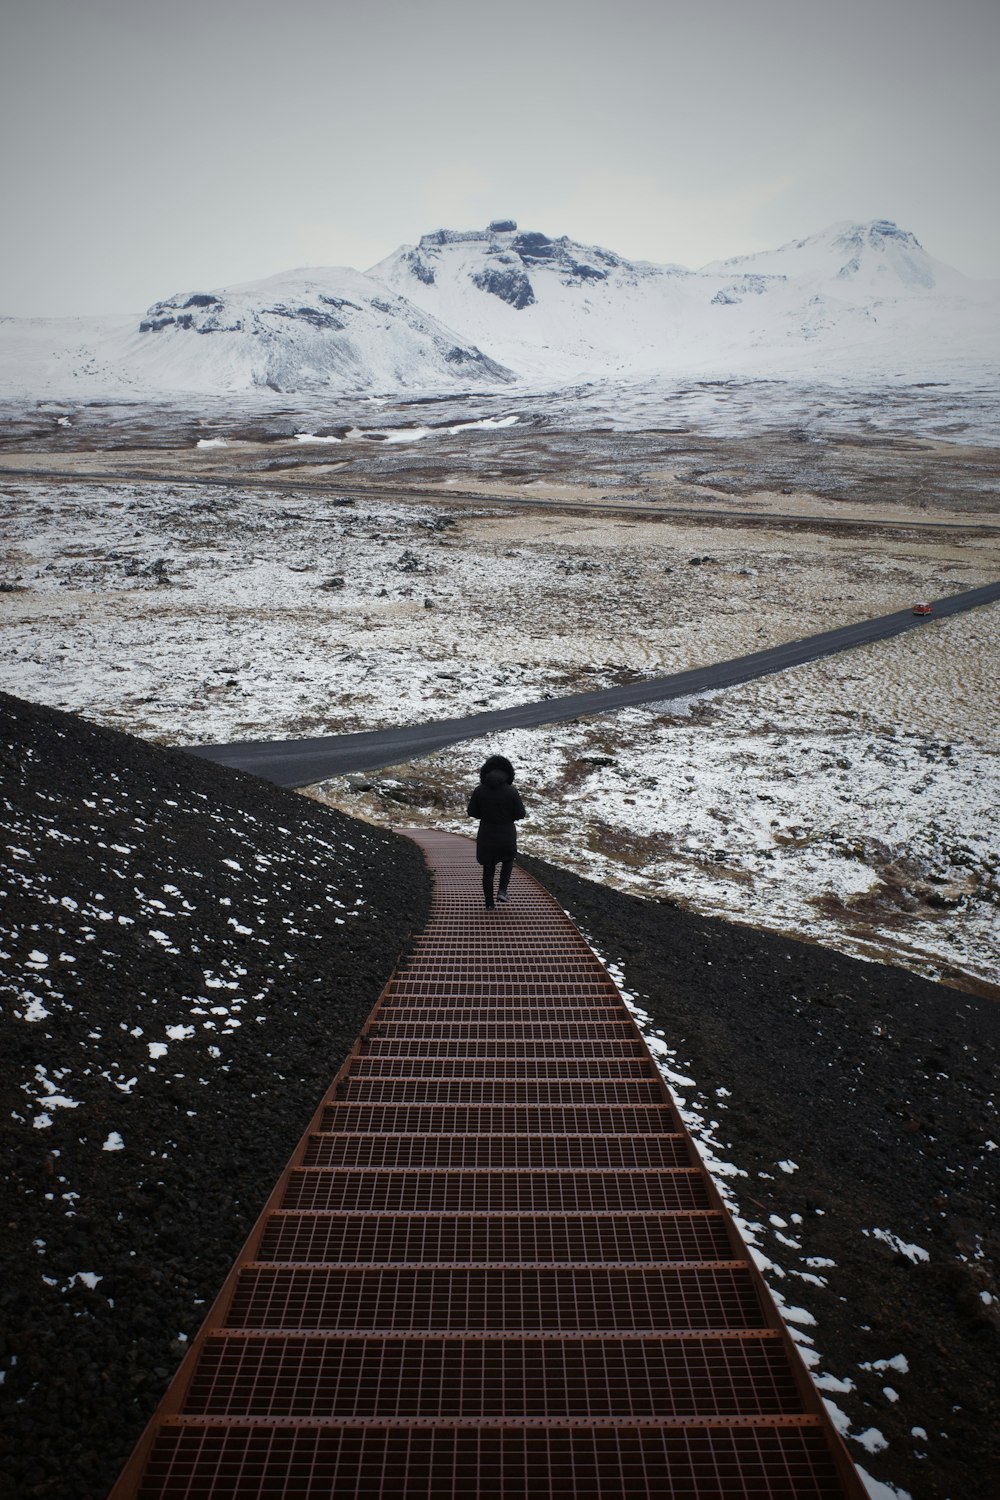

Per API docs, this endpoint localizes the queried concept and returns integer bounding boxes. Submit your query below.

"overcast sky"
[2,0,997,315]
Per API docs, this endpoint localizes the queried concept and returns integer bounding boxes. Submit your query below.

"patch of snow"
[774,1300,817,1327]
[448,414,519,433]
[860,1354,910,1375]
[856,1467,913,1500]
[865,1228,930,1263]
[381,426,432,444]
[814,1372,856,1394]
[854,1428,889,1455]
[148,930,178,951]
[822,1397,852,1435]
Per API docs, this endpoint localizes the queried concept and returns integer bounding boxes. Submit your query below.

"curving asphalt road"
[187,580,1000,788]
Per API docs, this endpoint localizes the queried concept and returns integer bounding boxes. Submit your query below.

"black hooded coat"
[467,760,526,866]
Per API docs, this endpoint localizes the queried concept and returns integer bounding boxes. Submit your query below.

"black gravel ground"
[1,691,997,1500]
[521,854,1000,1500]
[0,692,429,1499]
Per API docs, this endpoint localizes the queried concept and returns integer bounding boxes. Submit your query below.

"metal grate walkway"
[109,830,865,1498]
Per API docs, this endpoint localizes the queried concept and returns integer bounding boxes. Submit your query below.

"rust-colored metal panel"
[361,1037,650,1057]
[129,1424,851,1498]
[222,1265,762,1334]
[369,1020,639,1038]
[334,1079,668,1103]
[300,1133,694,1170]
[108,832,866,1499]
[255,1213,736,1267]
[185,1335,801,1419]
[349,1057,659,1079]
[279,1167,712,1213]
[318,1103,680,1133]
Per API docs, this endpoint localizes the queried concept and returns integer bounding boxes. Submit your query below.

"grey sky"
[2,0,997,315]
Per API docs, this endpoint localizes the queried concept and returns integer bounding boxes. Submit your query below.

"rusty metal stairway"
[110,829,865,1498]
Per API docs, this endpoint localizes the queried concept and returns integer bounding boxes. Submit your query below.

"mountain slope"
[0,267,514,397]
[369,219,1000,383]
[125,266,514,392]
[701,219,961,293]
[368,223,692,381]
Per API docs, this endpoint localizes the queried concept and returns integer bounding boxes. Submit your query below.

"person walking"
[467,754,526,910]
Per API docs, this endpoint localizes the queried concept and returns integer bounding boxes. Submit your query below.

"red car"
[912,601,933,615]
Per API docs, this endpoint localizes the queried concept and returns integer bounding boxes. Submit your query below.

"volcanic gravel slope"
[1,693,997,1500]
[519,854,999,1500]
[0,691,430,1500]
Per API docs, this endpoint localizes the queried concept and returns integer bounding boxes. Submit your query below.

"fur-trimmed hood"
[479,754,515,784]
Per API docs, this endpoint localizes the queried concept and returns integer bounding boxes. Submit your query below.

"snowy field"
[318,661,1000,993]
[2,416,998,995]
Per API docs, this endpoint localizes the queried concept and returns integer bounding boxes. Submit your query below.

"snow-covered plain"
[325,668,1000,993]
[2,427,998,993]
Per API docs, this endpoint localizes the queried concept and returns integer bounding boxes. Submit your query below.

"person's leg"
[482,860,497,908]
[497,857,514,901]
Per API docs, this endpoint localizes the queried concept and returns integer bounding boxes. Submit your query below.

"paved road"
[186,580,1000,788]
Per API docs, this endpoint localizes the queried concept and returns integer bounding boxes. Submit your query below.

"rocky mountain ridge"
[1,218,996,396]
[105,266,512,394]
[369,217,994,382]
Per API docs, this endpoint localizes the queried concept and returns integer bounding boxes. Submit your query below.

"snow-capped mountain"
[128,267,513,392]
[701,219,959,293]
[0,267,513,398]
[0,219,995,397]
[368,223,692,381]
[370,219,998,383]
